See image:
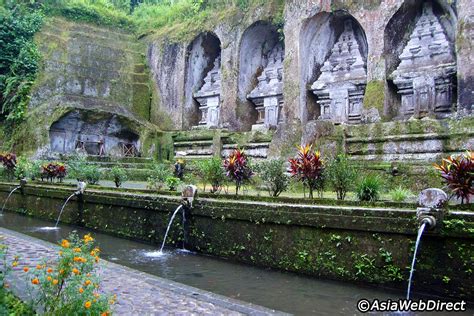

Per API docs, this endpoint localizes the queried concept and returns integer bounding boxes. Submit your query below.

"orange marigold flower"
[84,280,91,286]
[94,293,100,298]
[79,287,84,294]
[86,273,91,277]
[94,247,100,253]
[31,278,39,285]
[47,276,52,281]
[12,261,18,267]
[36,264,42,270]
[83,234,94,243]
[53,279,59,285]
[59,269,64,275]
[72,268,80,275]
[84,301,92,309]
[90,251,96,256]
[47,268,53,273]
[95,256,99,263]
[73,247,81,253]
[101,311,109,316]
[61,239,70,248]
[23,267,29,272]
[81,258,87,263]
[74,257,82,262]
[109,300,115,305]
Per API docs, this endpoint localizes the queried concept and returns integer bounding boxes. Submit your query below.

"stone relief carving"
[194,56,221,128]
[391,3,456,119]
[247,44,284,129]
[310,20,367,124]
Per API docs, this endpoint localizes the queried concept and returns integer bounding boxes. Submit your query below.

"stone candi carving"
[310,20,367,124]
[194,57,221,128]
[391,3,456,119]
[247,44,284,129]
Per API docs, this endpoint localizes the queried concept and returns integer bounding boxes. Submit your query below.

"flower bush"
[434,151,473,204]
[288,144,324,199]
[223,149,253,195]
[23,232,114,315]
[40,162,68,182]
[255,159,289,197]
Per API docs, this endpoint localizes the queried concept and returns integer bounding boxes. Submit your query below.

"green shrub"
[13,156,31,180]
[196,157,225,193]
[165,176,181,191]
[147,164,172,190]
[389,186,413,202]
[256,159,288,197]
[110,165,127,188]
[327,154,356,200]
[356,174,383,202]
[30,159,44,180]
[84,164,102,185]
[67,152,88,180]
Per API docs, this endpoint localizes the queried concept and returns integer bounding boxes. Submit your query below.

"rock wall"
[146,0,473,160]
[21,17,158,157]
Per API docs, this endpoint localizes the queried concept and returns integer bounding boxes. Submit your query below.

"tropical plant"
[165,176,181,191]
[256,159,289,197]
[40,162,68,182]
[434,151,473,204]
[196,157,225,193]
[326,154,356,200]
[0,152,17,180]
[288,144,324,199]
[147,163,172,190]
[67,152,88,180]
[389,186,413,203]
[13,155,32,180]
[356,174,383,202]
[22,232,115,315]
[83,164,101,185]
[110,165,128,188]
[223,149,253,195]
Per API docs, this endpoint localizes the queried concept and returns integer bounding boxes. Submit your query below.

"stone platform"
[0,228,283,315]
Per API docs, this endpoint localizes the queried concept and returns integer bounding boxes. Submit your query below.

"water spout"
[406,222,427,300]
[54,181,87,228]
[54,193,76,228]
[159,205,183,253]
[1,186,21,214]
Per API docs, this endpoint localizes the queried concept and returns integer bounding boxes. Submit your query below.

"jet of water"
[1,186,21,214]
[159,205,184,253]
[55,193,76,228]
[406,222,427,300]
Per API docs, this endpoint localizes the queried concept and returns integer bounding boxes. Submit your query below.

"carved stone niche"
[310,20,367,124]
[247,44,284,130]
[391,3,456,119]
[194,57,221,128]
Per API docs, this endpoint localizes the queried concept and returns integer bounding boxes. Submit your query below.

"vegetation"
[389,186,413,203]
[0,2,43,123]
[147,163,172,190]
[434,151,473,204]
[195,157,225,193]
[223,149,253,195]
[40,162,68,182]
[110,165,128,188]
[0,152,17,180]
[22,232,115,314]
[165,176,181,191]
[288,144,324,199]
[14,155,32,180]
[356,174,383,202]
[326,154,356,200]
[255,159,288,197]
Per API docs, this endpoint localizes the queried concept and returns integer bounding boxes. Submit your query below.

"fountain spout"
[75,181,87,196]
[181,185,197,209]
[416,188,447,232]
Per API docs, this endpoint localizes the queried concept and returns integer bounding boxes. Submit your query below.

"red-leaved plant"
[434,151,473,204]
[223,149,253,195]
[41,162,68,182]
[288,144,324,199]
[0,152,17,180]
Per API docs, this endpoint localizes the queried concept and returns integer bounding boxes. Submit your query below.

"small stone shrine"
[194,57,222,128]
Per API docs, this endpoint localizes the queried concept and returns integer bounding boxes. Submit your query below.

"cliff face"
[15,17,158,156]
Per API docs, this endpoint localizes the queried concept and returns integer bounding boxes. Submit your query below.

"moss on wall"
[363,80,385,120]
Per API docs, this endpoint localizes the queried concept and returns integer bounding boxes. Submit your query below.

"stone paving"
[1,228,283,315]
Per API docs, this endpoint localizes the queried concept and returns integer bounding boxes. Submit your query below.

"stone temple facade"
[194,57,222,128]
[247,44,284,129]
[391,3,457,119]
[310,20,367,124]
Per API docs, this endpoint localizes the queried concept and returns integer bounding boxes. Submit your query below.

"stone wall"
[146,0,473,159]
[1,182,473,300]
